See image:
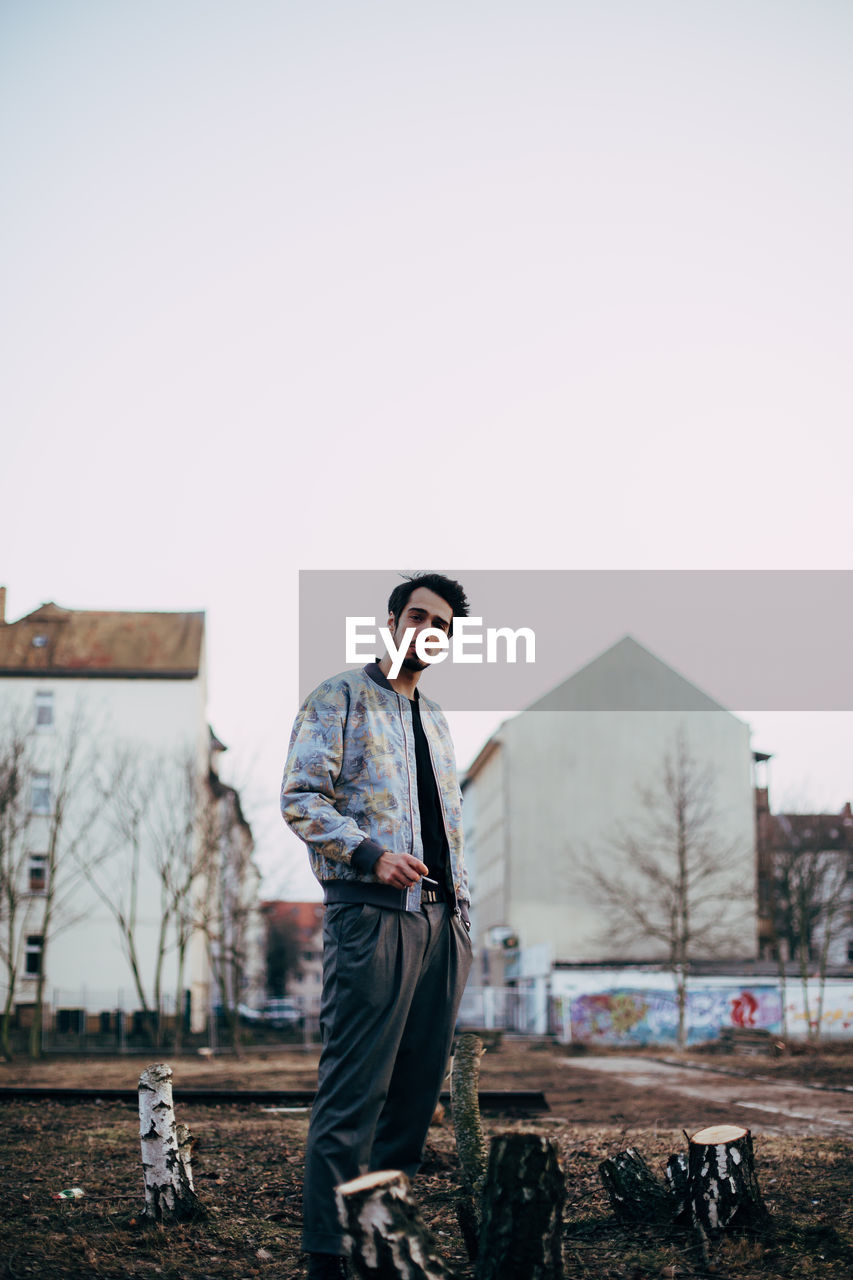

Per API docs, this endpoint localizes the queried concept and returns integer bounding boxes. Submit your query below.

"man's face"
[388,586,453,673]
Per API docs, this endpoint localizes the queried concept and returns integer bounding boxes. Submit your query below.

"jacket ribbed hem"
[323,879,410,910]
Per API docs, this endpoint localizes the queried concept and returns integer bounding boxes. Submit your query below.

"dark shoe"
[306,1252,349,1280]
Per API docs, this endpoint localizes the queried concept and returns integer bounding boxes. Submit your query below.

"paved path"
[559,1055,853,1137]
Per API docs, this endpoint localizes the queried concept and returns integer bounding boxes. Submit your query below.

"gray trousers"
[301,899,472,1254]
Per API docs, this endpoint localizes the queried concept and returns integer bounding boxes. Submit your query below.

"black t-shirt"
[410,694,449,893]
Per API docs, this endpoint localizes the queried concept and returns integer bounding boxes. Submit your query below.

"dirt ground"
[1,1041,851,1279]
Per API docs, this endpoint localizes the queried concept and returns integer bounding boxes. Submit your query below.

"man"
[281,572,473,1280]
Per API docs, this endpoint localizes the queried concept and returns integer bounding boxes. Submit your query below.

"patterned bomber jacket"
[280,662,470,915]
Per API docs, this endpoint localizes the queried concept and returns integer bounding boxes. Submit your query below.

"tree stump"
[664,1152,689,1220]
[335,1170,459,1280]
[598,1147,673,1224]
[687,1125,769,1242]
[476,1134,565,1280]
[450,1033,488,1261]
[138,1063,202,1223]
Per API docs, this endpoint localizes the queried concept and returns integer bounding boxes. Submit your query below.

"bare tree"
[0,716,36,1059]
[77,747,211,1047]
[146,754,204,1052]
[79,750,169,1043]
[569,730,751,1050]
[0,707,105,1058]
[765,811,852,1043]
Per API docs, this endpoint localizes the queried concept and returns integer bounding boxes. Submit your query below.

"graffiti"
[731,990,758,1027]
[570,986,783,1046]
[778,981,853,1036]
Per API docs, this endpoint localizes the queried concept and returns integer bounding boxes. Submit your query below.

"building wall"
[467,708,758,965]
[1,672,212,1020]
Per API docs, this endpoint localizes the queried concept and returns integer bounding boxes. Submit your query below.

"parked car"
[212,1002,264,1026]
[262,998,303,1028]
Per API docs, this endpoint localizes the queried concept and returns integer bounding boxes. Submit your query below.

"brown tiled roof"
[768,806,853,852]
[261,901,324,940]
[0,602,204,677]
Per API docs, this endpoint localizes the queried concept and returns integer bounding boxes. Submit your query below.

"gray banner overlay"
[298,571,853,712]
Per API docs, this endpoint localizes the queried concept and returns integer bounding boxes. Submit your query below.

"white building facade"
[463,637,759,985]
[0,592,260,1042]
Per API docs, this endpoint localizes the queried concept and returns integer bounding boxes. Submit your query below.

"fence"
[7,976,853,1053]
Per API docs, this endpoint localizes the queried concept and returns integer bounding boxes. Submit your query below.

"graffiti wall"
[569,985,783,1045]
[782,981,853,1038]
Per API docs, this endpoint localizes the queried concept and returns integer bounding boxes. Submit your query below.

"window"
[28,854,48,896]
[31,773,51,815]
[35,691,54,732]
[25,935,43,976]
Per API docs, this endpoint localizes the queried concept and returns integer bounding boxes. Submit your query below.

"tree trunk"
[451,1034,488,1199]
[1,982,16,1061]
[476,1134,565,1280]
[138,1063,202,1223]
[28,954,48,1059]
[450,1032,488,1260]
[598,1147,673,1224]
[335,1170,458,1280]
[455,1195,480,1264]
[687,1124,769,1244]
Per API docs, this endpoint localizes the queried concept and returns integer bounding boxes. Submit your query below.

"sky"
[2,1,852,900]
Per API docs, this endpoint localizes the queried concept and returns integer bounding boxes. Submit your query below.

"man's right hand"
[374,851,429,889]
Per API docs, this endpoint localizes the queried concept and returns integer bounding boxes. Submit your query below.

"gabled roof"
[0,601,204,677]
[464,637,736,784]
[525,635,730,713]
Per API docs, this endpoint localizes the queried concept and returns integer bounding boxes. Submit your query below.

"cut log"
[687,1125,769,1241]
[335,1170,458,1280]
[598,1147,673,1224]
[138,1063,202,1223]
[476,1134,565,1280]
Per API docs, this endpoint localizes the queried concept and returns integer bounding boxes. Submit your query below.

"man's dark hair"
[388,572,469,635]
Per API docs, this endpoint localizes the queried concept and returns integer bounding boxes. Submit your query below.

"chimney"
[0,586,5,624]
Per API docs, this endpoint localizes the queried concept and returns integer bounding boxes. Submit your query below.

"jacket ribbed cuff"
[351,838,385,875]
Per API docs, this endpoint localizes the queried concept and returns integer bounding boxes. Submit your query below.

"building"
[462,636,759,990]
[0,588,261,1041]
[756,784,853,969]
[261,900,324,1010]
[206,736,266,1015]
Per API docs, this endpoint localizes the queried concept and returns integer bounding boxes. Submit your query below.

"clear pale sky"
[2,1,851,899]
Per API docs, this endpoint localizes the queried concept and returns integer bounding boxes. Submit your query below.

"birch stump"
[476,1134,565,1280]
[664,1151,689,1220]
[138,1063,202,1223]
[598,1147,673,1224]
[450,1034,488,1260]
[336,1170,458,1280]
[687,1125,769,1244]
